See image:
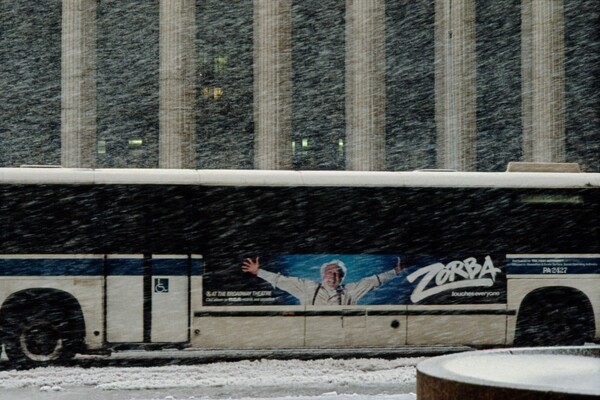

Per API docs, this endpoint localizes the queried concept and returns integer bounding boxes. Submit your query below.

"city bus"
[0,163,598,367]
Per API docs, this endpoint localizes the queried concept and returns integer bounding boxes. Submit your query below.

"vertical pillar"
[521,0,533,162]
[61,0,96,168]
[435,0,476,171]
[159,0,196,169]
[522,0,565,162]
[253,0,292,170]
[345,0,386,171]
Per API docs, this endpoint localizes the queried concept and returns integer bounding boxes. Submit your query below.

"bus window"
[519,194,584,205]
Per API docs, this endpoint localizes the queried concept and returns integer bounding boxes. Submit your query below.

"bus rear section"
[504,190,600,346]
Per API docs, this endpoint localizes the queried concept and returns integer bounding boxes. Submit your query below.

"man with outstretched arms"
[242,257,404,305]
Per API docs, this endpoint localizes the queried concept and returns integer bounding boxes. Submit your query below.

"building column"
[521,0,565,162]
[253,0,292,170]
[159,0,196,169]
[345,0,386,171]
[434,0,477,171]
[61,0,96,168]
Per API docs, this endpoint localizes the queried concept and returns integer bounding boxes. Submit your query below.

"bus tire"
[3,307,78,368]
[514,287,594,346]
[0,291,85,368]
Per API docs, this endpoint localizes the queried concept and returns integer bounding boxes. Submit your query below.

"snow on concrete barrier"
[416,346,600,399]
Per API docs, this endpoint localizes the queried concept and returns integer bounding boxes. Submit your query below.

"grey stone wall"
[0,0,598,171]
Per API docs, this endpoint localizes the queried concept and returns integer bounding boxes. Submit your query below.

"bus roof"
[0,167,599,189]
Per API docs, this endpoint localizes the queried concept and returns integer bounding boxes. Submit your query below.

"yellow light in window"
[213,87,224,99]
[201,87,211,98]
[128,139,143,146]
[291,141,296,155]
[302,138,309,148]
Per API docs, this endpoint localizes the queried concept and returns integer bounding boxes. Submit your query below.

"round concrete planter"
[417,346,600,399]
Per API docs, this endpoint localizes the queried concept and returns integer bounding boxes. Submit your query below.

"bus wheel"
[515,305,573,346]
[514,287,594,346]
[4,309,78,368]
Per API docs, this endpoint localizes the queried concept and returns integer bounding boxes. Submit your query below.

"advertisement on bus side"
[203,254,507,306]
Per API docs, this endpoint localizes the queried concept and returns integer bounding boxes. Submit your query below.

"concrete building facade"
[1,0,598,172]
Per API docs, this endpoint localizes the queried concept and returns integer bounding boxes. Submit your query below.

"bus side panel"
[192,316,305,349]
[106,256,144,343]
[151,275,188,342]
[73,277,105,349]
[305,316,343,347]
[106,276,143,342]
[406,313,506,345]
[344,315,407,347]
[199,186,510,348]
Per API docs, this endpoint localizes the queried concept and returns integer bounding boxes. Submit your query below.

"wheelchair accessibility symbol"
[154,278,169,293]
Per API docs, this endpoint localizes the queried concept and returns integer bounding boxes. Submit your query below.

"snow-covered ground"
[0,356,421,400]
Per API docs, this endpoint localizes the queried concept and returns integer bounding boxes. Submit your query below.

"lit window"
[97,140,106,154]
[214,55,228,75]
[213,87,224,99]
[201,87,224,100]
[520,194,583,204]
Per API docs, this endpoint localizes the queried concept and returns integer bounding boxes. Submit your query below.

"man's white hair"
[320,259,347,281]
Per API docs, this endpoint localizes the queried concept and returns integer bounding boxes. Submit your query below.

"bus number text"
[543,267,568,274]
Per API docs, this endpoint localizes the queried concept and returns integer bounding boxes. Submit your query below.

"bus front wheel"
[4,308,78,368]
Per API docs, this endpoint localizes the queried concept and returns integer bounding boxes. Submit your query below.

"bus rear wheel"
[514,287,594,346]
[4,309,79,368]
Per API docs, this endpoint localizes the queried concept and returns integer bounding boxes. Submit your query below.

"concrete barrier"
[417,346,600,399]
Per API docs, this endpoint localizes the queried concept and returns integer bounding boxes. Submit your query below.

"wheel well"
[0,289,86,345]
[516,286,595,343]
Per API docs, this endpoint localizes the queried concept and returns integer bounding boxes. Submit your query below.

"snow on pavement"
[0,357,420,400]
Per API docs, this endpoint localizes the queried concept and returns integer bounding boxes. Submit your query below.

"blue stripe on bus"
[0,258,104,276]
[107,258,144,275]
[191,258,202,276]
[153,258,190,276]
[0,256,203,276]
[506,257,600,275]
